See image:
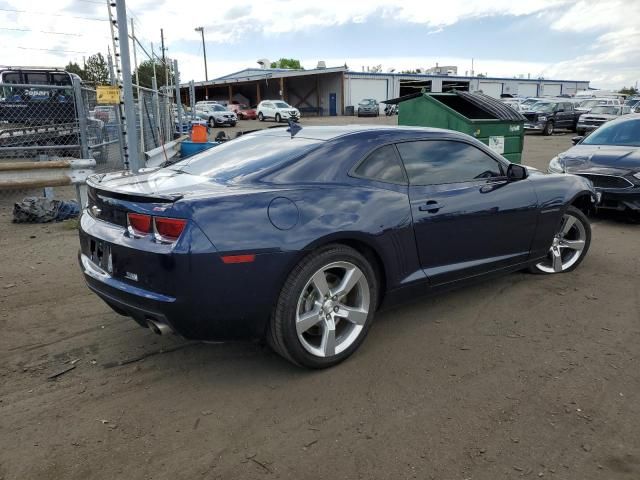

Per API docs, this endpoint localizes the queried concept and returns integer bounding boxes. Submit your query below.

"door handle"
[418,200,441,213]
[480,184,494,193]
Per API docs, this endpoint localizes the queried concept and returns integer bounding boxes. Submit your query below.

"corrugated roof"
[345,70,590,84]
[184,66,347,88]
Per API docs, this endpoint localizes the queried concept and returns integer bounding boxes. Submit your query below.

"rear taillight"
[154,217,187,243]
[127,213,152,236]
[127,213,186,243]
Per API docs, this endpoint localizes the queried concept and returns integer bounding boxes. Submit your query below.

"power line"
[0,26,82,36]
[0,7,107,21]
[17,46,89,54]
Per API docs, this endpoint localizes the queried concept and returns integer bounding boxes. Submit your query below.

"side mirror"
[507,164,528,181]
[571,136,584,145]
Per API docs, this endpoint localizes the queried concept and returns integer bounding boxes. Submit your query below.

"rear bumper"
[78,213,300,341]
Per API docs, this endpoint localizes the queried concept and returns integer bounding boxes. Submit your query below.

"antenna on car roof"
[287,118,302,138]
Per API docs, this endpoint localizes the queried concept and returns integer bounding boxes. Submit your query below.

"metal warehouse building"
[181,66,590,116]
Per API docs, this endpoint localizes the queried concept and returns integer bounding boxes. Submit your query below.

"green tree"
[619,86,638,96]
[64,61,85,80]
[84,53,109,84]
[132,59,174,89]
[270,58,303,69]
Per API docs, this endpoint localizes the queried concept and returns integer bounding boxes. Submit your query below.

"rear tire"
[543,121,554,136]
[208,117,215,128]
[267,244,378,368]
[258,112,264,121]
[529,206,591,274]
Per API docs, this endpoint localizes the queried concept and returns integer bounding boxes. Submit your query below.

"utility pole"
[194,26,208,81]
[160,28,166,64]
[114,0,141,172]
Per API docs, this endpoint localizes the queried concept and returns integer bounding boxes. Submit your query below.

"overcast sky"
[1,0,638,90]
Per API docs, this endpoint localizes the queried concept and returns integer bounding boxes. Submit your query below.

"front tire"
[529,206,591,274]
[258,112,264,121]
[267,244,378,368]
[543,121,554,136]
[275,113,281,123]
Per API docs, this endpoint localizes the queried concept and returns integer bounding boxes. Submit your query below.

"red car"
[229,103,257,120]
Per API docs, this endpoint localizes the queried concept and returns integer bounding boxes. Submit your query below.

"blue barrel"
[180,140,217,158]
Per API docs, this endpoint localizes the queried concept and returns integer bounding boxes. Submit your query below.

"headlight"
[538,116,547,121]
[548,156,564,173]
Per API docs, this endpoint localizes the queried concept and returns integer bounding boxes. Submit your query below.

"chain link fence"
[0,78,175,223]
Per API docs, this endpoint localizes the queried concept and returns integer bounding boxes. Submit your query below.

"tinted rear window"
[170,134,322,182]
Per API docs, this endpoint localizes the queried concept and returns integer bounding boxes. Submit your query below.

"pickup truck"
[523,100,580,135]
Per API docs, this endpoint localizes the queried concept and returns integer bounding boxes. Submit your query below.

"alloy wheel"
[295,261,370,358]
[535,212,587,273]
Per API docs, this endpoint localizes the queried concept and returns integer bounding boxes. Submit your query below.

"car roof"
[250,125,464,141]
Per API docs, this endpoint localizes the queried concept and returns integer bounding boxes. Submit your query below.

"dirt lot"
[1,118,639,480]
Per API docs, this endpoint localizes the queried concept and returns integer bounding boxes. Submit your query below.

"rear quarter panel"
[185,182,421,294]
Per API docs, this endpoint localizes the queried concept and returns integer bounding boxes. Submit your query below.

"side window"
[564,102,573,111]
[354,145,406,184]
[396,140,504,185]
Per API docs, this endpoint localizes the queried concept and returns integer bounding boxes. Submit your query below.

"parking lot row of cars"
[502,94,640,136]
[188,100,301,127]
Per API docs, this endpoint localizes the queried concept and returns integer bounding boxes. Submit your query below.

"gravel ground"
[1,118,639,480]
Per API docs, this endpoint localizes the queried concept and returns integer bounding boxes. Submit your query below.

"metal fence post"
[73,77,90,159]
[151,77,161,141]
[189,80,196,120]
[108,50,126,168]
[174,59,183,134]
[115,0,141,172]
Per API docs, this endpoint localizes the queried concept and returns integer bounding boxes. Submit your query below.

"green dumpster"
[387,91,526,163]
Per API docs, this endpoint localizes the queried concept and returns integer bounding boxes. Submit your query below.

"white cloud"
[0,0,638,90]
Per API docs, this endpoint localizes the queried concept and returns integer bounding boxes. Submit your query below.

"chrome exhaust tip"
[146,319,173,336]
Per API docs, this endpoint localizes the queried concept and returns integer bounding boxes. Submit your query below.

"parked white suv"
[257,100,300,122]
[575,98,621,114]
[195,103,237,127]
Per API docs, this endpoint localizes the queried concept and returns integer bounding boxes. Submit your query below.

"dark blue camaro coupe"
[79,125,596,368]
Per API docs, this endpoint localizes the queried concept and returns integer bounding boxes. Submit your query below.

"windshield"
[529,102,555,113]
[521,98,539,107]
[582,118,640,147]
[212,105,226,111]
[589,106,620,115]
[169,134,321,182]
[579,100,606,109]
[274,101,290,108]
[359,99,376,106]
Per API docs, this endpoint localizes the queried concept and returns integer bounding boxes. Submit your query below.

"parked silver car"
[195,103,237,127]
[576,105,622,135]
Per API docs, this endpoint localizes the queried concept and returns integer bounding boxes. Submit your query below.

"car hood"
[559,145,640,175]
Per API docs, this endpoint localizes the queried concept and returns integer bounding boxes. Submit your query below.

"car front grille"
[575,173,634,189]
[523,113,538,122]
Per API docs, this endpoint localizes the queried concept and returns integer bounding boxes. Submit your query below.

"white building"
[182,66,590,116]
